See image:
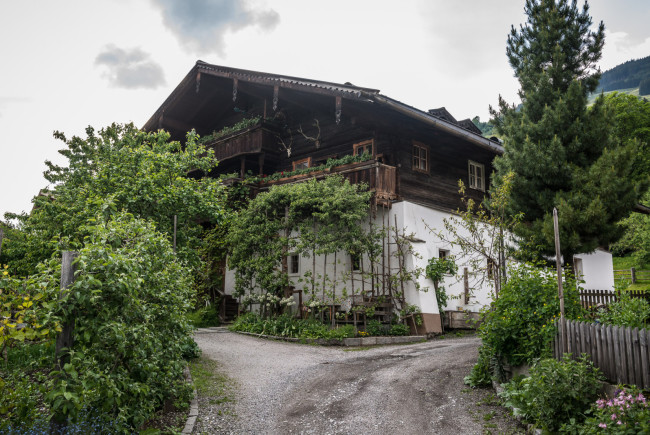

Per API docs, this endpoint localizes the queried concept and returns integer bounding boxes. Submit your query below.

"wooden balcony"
[203,121,280,162]
[258,160,398,206]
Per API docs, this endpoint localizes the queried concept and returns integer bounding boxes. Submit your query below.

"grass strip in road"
[189,356,236,407]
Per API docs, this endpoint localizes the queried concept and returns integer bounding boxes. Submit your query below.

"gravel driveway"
[193,329,523,434]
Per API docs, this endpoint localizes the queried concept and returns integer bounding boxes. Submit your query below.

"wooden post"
[631,267,637,284]
[394,215,405,309]
[55,251,77,367]
[553,208,566,354]
[173,215,177,253]
[331,252,337,328]
[463,268,469,305]
[51,251,77,434]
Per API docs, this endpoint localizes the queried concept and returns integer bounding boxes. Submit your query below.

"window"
[438,249,449,259]
[574,258,583,280]
[350,253,361,271]
[353,139,374,157]
[468,160,485,191]
[289,254,299,274]
[487,257,497,280]
[292,157,311,171]
[413,142,428,172]
[314,154,338,166]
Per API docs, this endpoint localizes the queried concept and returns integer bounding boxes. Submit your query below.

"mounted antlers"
[297,119,321,148]
[276,130,293,157]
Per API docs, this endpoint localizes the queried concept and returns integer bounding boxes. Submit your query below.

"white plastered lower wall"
[224,200,499,317]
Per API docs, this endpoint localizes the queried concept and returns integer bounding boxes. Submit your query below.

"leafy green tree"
[491,0,647,263]
[227,176,380,317]
[605,94,650,264]
[3,123,226,276]
[44,212,195,431]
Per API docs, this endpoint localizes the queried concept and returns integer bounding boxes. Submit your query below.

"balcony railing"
[258,160,398,205]
[204,121,280,162]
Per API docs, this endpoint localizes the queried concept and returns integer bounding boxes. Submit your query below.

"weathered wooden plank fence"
[614,268,650,284]
[553,318,650,388]
[579,289,650,309]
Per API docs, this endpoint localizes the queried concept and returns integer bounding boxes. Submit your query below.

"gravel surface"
[193,329,524,434]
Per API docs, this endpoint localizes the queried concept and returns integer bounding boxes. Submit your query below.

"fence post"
[51,251,78,434]
[631,267,636,284]
[55,251,77,367]
[553,208,566,353]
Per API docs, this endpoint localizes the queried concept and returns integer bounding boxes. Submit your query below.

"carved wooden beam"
[273,85,279,111]
[335,96,342,125]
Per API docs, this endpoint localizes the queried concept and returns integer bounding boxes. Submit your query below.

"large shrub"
[598,290,650,329]
[480,263,584,366]
[500,355,602,432]
[45,213,195,432]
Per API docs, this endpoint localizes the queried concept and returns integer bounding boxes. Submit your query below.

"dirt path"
[193,329,523,434]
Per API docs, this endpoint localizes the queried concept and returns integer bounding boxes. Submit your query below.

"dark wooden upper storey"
[143,61,503,212]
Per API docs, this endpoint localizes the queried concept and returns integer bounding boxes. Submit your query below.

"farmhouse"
[144,61,613,334]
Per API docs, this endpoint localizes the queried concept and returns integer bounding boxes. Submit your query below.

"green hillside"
[597,55,650,92]
[588,86,650,105]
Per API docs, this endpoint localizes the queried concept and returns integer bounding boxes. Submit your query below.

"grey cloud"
[151,0,280,55]
[95,45,166,89]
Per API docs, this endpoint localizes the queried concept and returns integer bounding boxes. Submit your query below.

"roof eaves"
[371,95,504,154]
[195,61,381,99]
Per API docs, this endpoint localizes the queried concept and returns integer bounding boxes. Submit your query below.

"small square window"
[292,157,311,171]
[439,249,449,259]
[413,142,428,172]
[289,254,299,274]
[468,160,485,191]
[353,139,374,157]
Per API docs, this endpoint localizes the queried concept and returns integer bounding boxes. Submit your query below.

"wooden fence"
[553,318,650,388]
[579,289,650,309]
[614,268,650,284]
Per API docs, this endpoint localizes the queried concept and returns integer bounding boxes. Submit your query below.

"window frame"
[289,253,300,275]
[353,139,374,157]
[412,142,429,173]
[350,253,361,271]
[468,160,485,191]
[292,157,312,171]
[487,257,497,280]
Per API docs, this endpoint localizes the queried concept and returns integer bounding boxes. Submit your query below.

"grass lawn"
[613,255,650,291]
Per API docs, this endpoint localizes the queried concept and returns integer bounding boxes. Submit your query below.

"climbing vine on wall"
[226,175,381,318]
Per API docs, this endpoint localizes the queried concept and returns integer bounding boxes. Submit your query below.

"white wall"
[224,200,615,315]
[223,200,498,316]
[574,249,615,291]
[389,201,495,313]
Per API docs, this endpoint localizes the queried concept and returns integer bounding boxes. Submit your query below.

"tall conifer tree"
[491,0,647,263]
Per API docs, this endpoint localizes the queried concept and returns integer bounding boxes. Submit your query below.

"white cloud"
[95,45,166,89]
[600,30,650,71]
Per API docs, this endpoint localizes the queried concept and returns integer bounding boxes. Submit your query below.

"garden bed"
[233,330,426,346]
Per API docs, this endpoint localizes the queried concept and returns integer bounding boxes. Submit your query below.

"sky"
[1,0,649,219]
